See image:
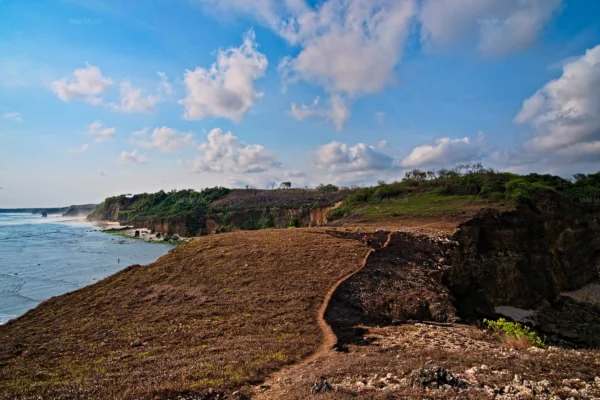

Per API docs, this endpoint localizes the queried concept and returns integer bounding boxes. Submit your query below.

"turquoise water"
[0,213,174,324]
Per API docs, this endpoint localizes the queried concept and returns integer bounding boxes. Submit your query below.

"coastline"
[96,221,189,245]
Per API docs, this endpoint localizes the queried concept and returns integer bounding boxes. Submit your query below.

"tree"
[377,179,386,186]
[403,169,427,182]
[280,181,291,189]
[317,183,339,192]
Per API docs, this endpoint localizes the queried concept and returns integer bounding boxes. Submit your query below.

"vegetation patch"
[484,318,547,349]
[326,205,352,220]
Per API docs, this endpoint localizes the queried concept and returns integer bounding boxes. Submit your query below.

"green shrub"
[257,213,275,229]
[287,217,299,228]
[327,205,352,220]
[484,318,547,349]
[317,183,339,192]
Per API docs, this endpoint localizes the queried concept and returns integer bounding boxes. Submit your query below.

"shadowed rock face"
[449,194,600,316]
[324,232,459,348]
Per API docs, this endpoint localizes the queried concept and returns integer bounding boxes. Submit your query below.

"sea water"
[0,213,174,324]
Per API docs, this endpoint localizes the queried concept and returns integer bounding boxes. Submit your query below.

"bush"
[317,183,339,192]
[484,318,546,349]
[327,205,352,220]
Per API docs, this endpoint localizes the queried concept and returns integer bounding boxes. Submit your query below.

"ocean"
[0,213,174,324]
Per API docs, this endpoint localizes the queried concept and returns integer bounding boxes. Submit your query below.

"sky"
[1,0,600,207]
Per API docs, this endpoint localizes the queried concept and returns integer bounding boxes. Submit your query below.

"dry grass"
[0,229,370,399]
[501,335,535,351]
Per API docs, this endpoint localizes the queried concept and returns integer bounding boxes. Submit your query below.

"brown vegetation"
[0,229,371,399]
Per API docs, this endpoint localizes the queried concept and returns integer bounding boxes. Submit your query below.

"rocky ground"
[254,323,600,399]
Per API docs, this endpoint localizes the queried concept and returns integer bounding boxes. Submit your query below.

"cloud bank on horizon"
[0,0,599,206]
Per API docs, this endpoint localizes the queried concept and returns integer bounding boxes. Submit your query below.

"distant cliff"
[88,188,347,236]
[0,204,97,216]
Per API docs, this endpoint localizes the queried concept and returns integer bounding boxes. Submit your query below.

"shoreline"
[96,221,188,245]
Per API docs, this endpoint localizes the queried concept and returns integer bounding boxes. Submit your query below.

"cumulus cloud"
[312,141,394,173]
[186,128,281,174]
[401,135,487,168]
[179,30,268,122]
[138,126,194,153]
[132,128,149,137]
[67,143,89,153]
[2,112,22,122]
[51,63,113,104]
[278,0,415,95]
[196,0,414,126]
[118,150,147,165]
[85,121,116,143]
[420,0,562,56]
[289,94,350,130]
[111,81,160,113]
[157,71,174,96]
[514,44,600,159]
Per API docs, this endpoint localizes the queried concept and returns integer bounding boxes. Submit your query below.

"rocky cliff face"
[448,194,600,316]
[116,205,340,237]
[88,195,143,222]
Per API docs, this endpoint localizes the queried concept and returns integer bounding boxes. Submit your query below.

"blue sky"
[1,0,600,207]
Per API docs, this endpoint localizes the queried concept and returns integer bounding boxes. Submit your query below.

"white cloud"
[2,112,22,122]
[85,121,116,143]
[138,127,194,153]
[112,81,160,113]
[278,0,416,95]
[157,71,174,96]
[179,30,268,122]
[132,128,149,137]
[313,140,394,173]
[287,170,306,178]
[289,94,350,130]
[419,0,562,56]
[401,135,486,168]
[67,143,89,153]
[515,45,600,157]
[195,0,414,129]
[187,128,281,174]
[118,150,147,165]
[51,63,113,104]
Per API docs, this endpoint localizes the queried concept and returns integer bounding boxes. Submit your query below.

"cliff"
[89,189,347,236]
[448,192,600,316]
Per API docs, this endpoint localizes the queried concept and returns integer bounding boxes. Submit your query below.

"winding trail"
[254,231,394,398]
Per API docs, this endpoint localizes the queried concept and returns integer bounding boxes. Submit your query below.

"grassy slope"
[0,229,369,399]
[352,192,503,218]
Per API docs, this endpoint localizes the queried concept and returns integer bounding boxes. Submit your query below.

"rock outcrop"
[448,194,600,317]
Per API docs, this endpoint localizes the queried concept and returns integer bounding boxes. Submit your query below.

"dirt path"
[253,232,394,398]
